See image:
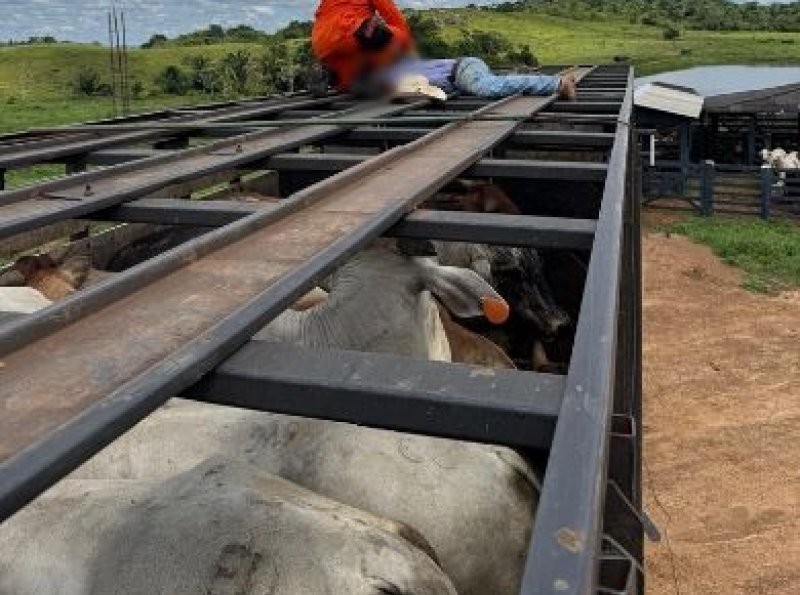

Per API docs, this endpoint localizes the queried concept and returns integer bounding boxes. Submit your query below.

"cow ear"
[416,258,508,321]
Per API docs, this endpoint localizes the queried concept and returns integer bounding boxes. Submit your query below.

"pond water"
[635,65,800,97]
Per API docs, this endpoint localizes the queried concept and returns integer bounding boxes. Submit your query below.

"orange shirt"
[312,0,412,90]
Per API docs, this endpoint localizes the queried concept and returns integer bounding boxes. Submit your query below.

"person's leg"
[454,57,561,99]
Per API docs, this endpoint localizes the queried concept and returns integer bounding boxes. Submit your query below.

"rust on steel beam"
[0,101,423,242]
[0,84,581,522]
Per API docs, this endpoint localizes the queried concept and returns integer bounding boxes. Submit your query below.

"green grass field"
[662,216,800,293]
[2,10,800,134]
[0,42,264,133]
[434,10,800,75]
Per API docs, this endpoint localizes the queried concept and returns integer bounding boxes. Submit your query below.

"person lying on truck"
[310,0,576,100]
[374,57,577,100]
[312,0,413,92]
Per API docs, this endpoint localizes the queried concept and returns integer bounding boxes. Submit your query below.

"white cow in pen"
[0,240,539,595]
[761,147,800,171]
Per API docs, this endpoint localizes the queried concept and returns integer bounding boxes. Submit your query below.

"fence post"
[760,165,773,221]
[700,160,715,216]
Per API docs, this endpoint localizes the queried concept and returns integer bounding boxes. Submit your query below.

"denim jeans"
[454,57,559,98]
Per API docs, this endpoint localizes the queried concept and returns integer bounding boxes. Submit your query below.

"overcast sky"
[1,0,499,44]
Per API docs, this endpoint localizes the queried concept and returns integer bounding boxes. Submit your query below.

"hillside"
[431,9,800,74]
[2,7,800,134]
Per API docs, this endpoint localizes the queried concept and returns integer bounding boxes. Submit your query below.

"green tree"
[221,50,252,95]
[155,65,190,95]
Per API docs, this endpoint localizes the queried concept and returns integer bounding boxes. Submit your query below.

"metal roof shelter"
[703,81,800,114]
[0,64,643,595]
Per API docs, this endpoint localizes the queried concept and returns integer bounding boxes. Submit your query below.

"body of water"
[636,65,800,97]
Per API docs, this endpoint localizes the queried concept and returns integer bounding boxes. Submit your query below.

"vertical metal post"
[747,116,756,165]
[649,134,655,167]
[107,12,118,117]
[679,122,691,196]
[701,160,715,216]
[0,168,5,191]
[760,165,773,220]
[113,7,124,116]
[121,11,130,114]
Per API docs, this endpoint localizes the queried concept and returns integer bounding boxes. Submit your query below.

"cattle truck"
[0,64,643,594]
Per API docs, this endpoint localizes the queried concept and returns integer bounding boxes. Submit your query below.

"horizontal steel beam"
[391,209,597,249]
[185,341,565,450]
[265,152,608,181]
[92,198,597,249]
[345,127,616,148]
[84,129,617,166]
[548,101,622,114]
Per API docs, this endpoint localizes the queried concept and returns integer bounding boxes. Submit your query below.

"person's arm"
[372,0,412,46]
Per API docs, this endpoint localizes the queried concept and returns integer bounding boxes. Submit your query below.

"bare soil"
[643,227,800,595]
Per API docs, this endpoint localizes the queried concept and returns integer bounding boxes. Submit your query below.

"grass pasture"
[434,10,800,75]
[661,216,800,293]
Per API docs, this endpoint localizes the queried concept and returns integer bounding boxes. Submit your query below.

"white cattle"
[255,240,508,361]
[0,459,457,595]
[0,286,52,326]
[9,242,537,595]
[70,401,539,595]
[762,147,800,171]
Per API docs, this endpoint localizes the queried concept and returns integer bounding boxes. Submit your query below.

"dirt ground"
[642,220,800,595]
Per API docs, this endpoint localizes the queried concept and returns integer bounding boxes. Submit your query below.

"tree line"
[489,0,800,32]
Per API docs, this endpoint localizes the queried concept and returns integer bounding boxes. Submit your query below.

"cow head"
[491,247,570,337]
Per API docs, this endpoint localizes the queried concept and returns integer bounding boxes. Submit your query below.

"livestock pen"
[0,64,643,595]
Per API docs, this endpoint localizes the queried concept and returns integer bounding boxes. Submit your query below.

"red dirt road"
[643,230,800,595]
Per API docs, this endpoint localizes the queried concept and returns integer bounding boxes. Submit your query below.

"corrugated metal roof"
[634,82,704,119]
[703,81,800,114]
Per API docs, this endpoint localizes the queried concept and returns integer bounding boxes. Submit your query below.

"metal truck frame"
[0,64,642,595]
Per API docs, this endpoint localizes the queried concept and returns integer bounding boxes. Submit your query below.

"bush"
[663,26,681,40]
[155,65,190,95]
[184,55,222,94]
[141,33,168,49]
[221,50,252,95]
[74,67,109,96]
[508,44,539,67]
[131,80,145,99]
[456,30,513,62]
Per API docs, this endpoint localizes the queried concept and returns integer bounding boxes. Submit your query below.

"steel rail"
[521,67,635,595]
[0,93,319,147]
[0,101,426,241]
[0,95,344,169]
[0,87,573,522]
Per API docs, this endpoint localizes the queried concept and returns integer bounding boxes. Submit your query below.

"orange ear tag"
[481,296,510,325]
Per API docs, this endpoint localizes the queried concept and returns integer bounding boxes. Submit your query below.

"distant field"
[0,43,262,133]
[433,10,800,74]
[2,9,800,134]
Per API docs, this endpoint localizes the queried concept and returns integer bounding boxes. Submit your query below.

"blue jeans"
[454,57,559,98]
